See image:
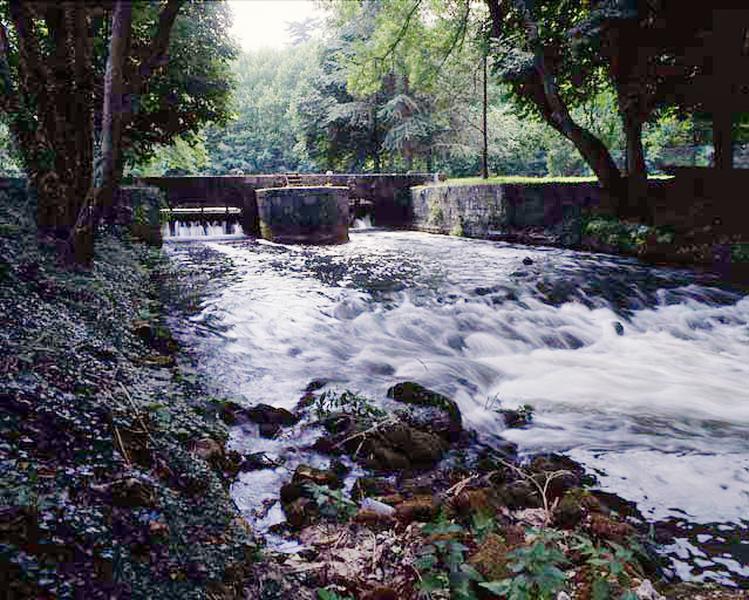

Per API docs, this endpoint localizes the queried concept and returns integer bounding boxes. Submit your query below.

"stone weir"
[256,186,350,244]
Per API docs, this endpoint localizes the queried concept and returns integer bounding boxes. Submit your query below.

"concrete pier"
[255,186,349,244]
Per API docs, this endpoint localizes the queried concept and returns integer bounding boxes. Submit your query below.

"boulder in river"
[386,381,462,441]
[220,401,299,438]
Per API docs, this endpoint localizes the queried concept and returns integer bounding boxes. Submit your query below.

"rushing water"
[162,219,243,240]
[165,230,749,586]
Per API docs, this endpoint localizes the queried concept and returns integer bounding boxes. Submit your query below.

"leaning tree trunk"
[508,1,625,209]
[522,72,624,198]
[70,0,132,258]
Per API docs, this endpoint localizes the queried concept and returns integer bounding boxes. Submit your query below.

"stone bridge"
[138,173,442,234]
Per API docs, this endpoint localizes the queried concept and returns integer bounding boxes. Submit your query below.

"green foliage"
[312,389,386,423]
[416,517,484,600]
[582,216,674,253]
[128,134,211,177]
[731,243,749,263]
[124,1,238,167]
[305,482,357,522]
[480,529,567,600]
[450,218,466,237]
[572,535,643,600]
[317,589,354,600]
[202,44,320,174]
[0,122,23,177]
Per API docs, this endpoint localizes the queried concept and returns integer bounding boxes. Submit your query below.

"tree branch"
[8,0,49,99]
[131,0,185,93]
[375,0,422,65]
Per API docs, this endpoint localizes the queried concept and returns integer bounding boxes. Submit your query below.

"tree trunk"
[623,113,648,217]
[481,50,489,179]
[509,2,624,205]
[524,75,623,195]
[99,0,132,209]
[69,1,131,262]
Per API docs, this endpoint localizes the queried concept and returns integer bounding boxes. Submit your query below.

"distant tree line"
[120,0,728,190]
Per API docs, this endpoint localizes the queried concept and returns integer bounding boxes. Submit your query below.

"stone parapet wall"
[411,182,603,244]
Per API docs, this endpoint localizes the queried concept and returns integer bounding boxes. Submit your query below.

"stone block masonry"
[411,181,603,244]
[255,186,349,244]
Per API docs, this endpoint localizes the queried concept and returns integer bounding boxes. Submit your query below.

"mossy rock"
[386,381,462,440]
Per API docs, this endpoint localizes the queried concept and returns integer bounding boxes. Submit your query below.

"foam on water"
[165,231,749,582]
[162,220,243,240]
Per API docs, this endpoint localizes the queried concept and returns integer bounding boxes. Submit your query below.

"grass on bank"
[418,174,674,189]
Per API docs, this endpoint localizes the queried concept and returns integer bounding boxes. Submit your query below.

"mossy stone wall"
[411,182,603,244]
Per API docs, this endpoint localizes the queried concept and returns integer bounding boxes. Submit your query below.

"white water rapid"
[162,219,243,240]
[165,231,749,585]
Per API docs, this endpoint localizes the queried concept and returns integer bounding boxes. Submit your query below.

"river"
[164,228,749,587]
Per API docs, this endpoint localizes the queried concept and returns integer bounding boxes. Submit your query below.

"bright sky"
[227,0,322,51]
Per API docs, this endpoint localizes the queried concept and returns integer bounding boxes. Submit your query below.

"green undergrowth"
[418,175,673,189]
[0,184,256,598]
[414,513,646,600]
[414,175,674,191]
[581,215,675,254]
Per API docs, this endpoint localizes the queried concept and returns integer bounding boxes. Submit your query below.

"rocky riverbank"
[226,382,747,600]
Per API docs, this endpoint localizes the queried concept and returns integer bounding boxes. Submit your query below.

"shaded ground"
[0,185,255,598]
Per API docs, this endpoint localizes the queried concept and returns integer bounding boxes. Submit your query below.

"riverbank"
[2,189,746,598]
[0,187,256,597]
[410,177,748,286]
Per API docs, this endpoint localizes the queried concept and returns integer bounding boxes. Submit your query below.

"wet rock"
[305,379,328,392]
[351,477,398,501]
[323,413,355,436]
[245,403,298,434]
[386,382,462,440]
[279,482,305,504]
[522,257,534,265]
[191,437,224,464]
[219,401,298,436]
[496,479,543,510]
[530,454,588,500]
[218,400,246,425]
[284,497,317,529]
[361,422,447,471]
[292,464,342,489]
[239,452,281,472]
[395,496,438,523]
[468,533,510,580]
[498,404,534,428]
[258,423,281,439]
